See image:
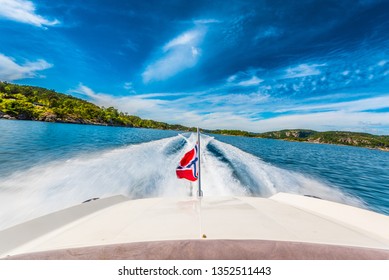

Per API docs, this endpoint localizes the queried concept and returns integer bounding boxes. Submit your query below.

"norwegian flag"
[176,144,199,182]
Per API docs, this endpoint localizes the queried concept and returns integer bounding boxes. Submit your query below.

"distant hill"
[1,81,388,151]
[0,81,193,131]
[258,129,389,151]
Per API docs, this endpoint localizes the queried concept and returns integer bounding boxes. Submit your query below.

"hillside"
[259,129,389,151]
[0,81,193,131]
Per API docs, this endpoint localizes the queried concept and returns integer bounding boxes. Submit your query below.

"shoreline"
[0,115,189,131]
[266,137,389,152]
[2,116,388,152]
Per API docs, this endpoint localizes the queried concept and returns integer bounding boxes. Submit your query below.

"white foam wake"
[0,133,364,230]
[206,138,363,206]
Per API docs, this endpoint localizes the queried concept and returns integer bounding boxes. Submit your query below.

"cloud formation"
[71,84,167,116]
[2,1,388,134]
[0,53,53,81]
[238,76,263,86]
[283,63,325,79]
[72,83,389,135]
[142,27,205,83]
[0,0,59,27]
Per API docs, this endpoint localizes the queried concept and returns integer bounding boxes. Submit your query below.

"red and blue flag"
[176,144,199,182]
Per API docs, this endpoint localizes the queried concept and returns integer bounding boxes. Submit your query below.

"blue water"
[0,120,179,176]
[0,119,388,230]
[212,134,389,215]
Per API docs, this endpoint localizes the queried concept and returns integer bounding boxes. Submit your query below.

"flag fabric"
[176,144,199,182]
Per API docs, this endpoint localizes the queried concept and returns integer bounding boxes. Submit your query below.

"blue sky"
[0,0,388,134]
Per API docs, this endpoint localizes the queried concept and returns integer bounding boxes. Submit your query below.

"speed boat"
[1,192,389,260]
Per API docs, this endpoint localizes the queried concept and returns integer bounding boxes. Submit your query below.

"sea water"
[0,119,388,230]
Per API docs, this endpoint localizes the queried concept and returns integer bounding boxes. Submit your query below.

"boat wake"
[0,133,364,230]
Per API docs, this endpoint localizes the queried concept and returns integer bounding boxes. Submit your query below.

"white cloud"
[142,27,205,83]
[199,112,258,130]
[275,95,389,114]
[227,75,237,83]
[182,103,389,134]
[238,76,263,86]
[184,109,389,135]
[226,68,265,88]
[0,53,52,81]
[69,84,260,129]
[254,111,389,134]
[71,84,166,116]
[0,0,59,27]
[163,30,200,52]
[123,82,137,94]
[212,93,269,106]
[69,83,389,135]
[163,92,389,134]
[123,82,133,90]
[283,63,325,79]
[193,18,222,25]
[73,84,98,99]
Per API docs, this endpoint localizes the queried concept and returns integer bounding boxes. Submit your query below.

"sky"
[0,0,388,134]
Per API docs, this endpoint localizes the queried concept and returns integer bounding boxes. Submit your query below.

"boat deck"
[1,193,389,259]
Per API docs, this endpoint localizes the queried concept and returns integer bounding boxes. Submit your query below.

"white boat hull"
[1,193,389,259]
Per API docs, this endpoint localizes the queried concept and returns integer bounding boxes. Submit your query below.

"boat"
[1,193,389,259]
[1,129,389,260]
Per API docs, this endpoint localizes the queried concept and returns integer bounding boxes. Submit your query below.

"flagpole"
[197,127,203,197]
